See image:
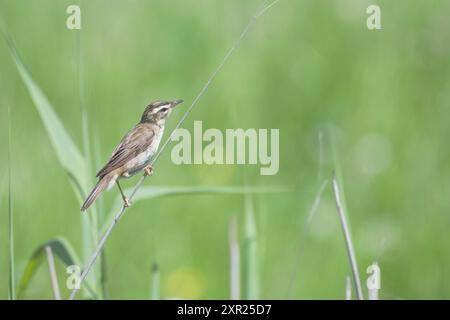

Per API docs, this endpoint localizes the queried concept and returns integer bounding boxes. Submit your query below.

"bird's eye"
[161,107,169,112]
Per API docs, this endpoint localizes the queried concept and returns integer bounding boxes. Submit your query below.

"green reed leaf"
[102,185,291,233]
[243,194,259,299]
[5,33,88,199]
[17,237,96,299]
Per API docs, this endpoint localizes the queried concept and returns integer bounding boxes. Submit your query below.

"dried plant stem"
[45,245,61,300]
[332,174,363,300]
[68,0,281,300]
[368,287,379,300]
[229,216,240,300]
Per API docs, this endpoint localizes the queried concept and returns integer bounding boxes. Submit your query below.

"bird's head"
[140,99,183,124]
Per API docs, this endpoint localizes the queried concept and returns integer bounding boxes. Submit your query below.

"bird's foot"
[123,197,132,208]
[144,165,153,176]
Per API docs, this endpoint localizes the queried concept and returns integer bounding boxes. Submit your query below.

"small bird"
[81,99,183,211]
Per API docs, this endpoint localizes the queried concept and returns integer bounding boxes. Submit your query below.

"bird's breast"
[122,127,164,177]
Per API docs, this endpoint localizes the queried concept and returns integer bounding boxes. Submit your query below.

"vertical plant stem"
[7,105,15,300]
[229,216,240,300]
[93,132,105,224]
[332,174,363,300]
[69,173,146,300]
[45,246,61,300]
[287,180,328,297]
[150,262,160,300]
[76,0,101,298]
[243,195,259,299]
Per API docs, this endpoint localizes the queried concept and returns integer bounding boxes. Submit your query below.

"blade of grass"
[45,245,61,300]
[93,131,105,224]
[4,30,100,298]
[8,104,15,300]
[332,174,363,300]
[146,0,282,165]
[17,237,96,299]
[229,216,240,300]
[329,127,363,299]
[4,34,88,195]
[150,262,160,300]
[243,195,259,299]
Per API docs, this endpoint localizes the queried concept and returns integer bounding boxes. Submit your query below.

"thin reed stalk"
[287,131,326,297]
[45,245,61,300]
[332,174,363,300]
[229,216,240,300]
[69,0,282,300]
[150,262,160,300]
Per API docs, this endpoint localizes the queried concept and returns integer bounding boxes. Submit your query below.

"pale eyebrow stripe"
[153,104,170,112]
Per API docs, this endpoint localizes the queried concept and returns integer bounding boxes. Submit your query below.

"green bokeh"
[1,0,450,299]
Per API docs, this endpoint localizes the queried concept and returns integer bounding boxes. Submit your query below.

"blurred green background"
[1,0,450,299]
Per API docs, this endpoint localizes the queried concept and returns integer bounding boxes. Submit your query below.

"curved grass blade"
[4,33,88,197]
[17,237,96,299]
[103,185,292,233]
[45,245,62,300]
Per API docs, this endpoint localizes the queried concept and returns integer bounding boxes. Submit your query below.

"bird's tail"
[81,175,112,212]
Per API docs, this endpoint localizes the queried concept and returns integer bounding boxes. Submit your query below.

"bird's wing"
[96,124,156,178]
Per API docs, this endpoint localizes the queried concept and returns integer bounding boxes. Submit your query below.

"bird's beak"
[170,99,184,108]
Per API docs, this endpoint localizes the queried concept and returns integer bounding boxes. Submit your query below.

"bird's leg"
[116,180,131,207]
[143,165,153,176]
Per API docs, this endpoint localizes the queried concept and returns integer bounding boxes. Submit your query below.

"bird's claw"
[144,165,153,176]
[123,197,132,208]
